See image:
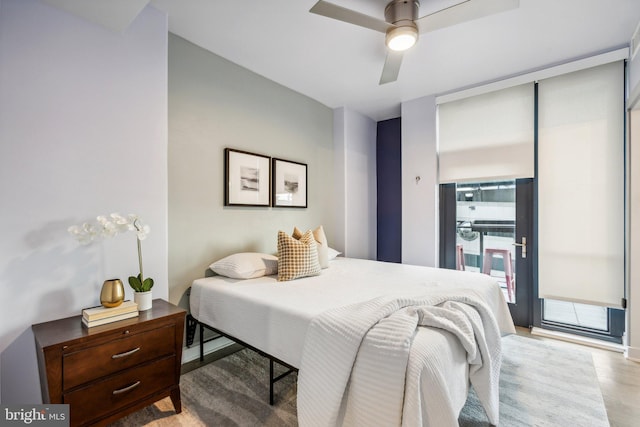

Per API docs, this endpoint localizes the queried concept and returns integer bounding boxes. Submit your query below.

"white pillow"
[209,252,278,279]
[328,247,341,260]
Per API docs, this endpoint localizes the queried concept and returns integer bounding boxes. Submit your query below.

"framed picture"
[224,148,271,206]
[272,158,307,208]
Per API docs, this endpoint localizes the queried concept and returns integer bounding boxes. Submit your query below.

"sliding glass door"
[437,58,626,339]
[437,81,535,327]
[440,179,533,326]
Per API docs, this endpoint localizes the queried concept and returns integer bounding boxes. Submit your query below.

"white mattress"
[190,257,515,368]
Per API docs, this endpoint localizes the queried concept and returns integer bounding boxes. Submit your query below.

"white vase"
[134,291,153,311]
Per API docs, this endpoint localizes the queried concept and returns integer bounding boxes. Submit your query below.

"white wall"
[0,0,168,403]
[628,106,640,361]
[333,109,347,254]
[630,51,640,105]
[401,96,438,267]
[333,108,377,259]
[168,34,335,307]
[620,50,640,360]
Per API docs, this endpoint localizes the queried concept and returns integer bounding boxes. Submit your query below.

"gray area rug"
[112,335,609,426]
[459,335,609,427]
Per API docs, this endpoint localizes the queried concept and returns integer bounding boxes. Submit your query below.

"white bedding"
[297,292,502,427]
[190,257,515,369]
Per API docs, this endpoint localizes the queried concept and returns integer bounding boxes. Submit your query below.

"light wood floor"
[516,327,640,427]
[184,330,640,426]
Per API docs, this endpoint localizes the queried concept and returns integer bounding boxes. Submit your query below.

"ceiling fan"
[310,0,520,85]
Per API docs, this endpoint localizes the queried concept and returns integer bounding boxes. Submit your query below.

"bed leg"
[269,359,274,405]
[186,314,197,347]
[199,321,204,362]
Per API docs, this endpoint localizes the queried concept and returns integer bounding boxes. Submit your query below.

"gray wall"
[0,0,168,402]
[168,34,335,307]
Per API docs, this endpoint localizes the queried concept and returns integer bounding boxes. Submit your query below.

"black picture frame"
[224,148,271,207]
[272,158,307,208]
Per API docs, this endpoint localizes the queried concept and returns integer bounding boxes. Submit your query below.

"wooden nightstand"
[32,299,186,427]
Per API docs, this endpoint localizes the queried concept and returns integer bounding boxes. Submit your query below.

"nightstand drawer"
[63,324,175,390]
[65,355,176,426]
[34,299,185,426]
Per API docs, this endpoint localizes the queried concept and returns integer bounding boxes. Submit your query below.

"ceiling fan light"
[386,25,418,51]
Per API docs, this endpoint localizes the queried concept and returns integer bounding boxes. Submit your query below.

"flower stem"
[137,236,144,288]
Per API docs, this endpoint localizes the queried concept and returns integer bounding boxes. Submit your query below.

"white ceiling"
[42,0,150,32]
[46,0,640,121]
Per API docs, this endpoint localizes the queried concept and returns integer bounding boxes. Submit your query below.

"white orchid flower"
[68,225,92,245]
[82,222,100,240]
[68,213,153,293]
[100,220,119,238]
[109,213,131,233]
[68,214,150,243]
[67,225,81,236]
[132,219,150,240]
[110,213,128,223]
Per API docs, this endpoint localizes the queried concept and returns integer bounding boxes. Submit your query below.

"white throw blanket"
[297,291,502,427]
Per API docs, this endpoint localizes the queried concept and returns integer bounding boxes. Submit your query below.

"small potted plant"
[69,213,154,310]
[127,216,154,310]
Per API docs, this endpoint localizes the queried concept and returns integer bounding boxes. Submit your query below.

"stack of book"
[82,300,139,328]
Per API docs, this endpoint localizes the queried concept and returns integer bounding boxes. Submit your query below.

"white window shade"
[538,61,624,308]
[438,83,534,183]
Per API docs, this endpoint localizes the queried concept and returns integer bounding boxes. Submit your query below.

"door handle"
[512,237,527,258]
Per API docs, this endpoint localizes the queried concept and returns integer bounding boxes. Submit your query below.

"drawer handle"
[111,347,141,359]
[112,381,141,395]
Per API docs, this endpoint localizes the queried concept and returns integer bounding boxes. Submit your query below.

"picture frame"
[224,148,271,207]
[272,158,307,208]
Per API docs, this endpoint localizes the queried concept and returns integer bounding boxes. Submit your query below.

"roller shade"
[538,61,624,308]
[438,83,534,183]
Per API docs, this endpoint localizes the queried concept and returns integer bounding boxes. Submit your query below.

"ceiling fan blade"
[379,51,404,85]
[417,0,519,33]
[310,0,391,33]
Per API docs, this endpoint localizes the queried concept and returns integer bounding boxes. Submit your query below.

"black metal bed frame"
[186,314,297,405]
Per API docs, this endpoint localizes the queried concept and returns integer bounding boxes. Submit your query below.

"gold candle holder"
[100,279,125,308]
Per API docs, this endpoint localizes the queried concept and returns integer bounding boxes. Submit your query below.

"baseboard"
[181,337,234,364]
[625,345,640,362]
[530,327,624,353]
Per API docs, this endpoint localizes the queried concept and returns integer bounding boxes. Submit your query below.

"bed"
[190,256,515,426]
